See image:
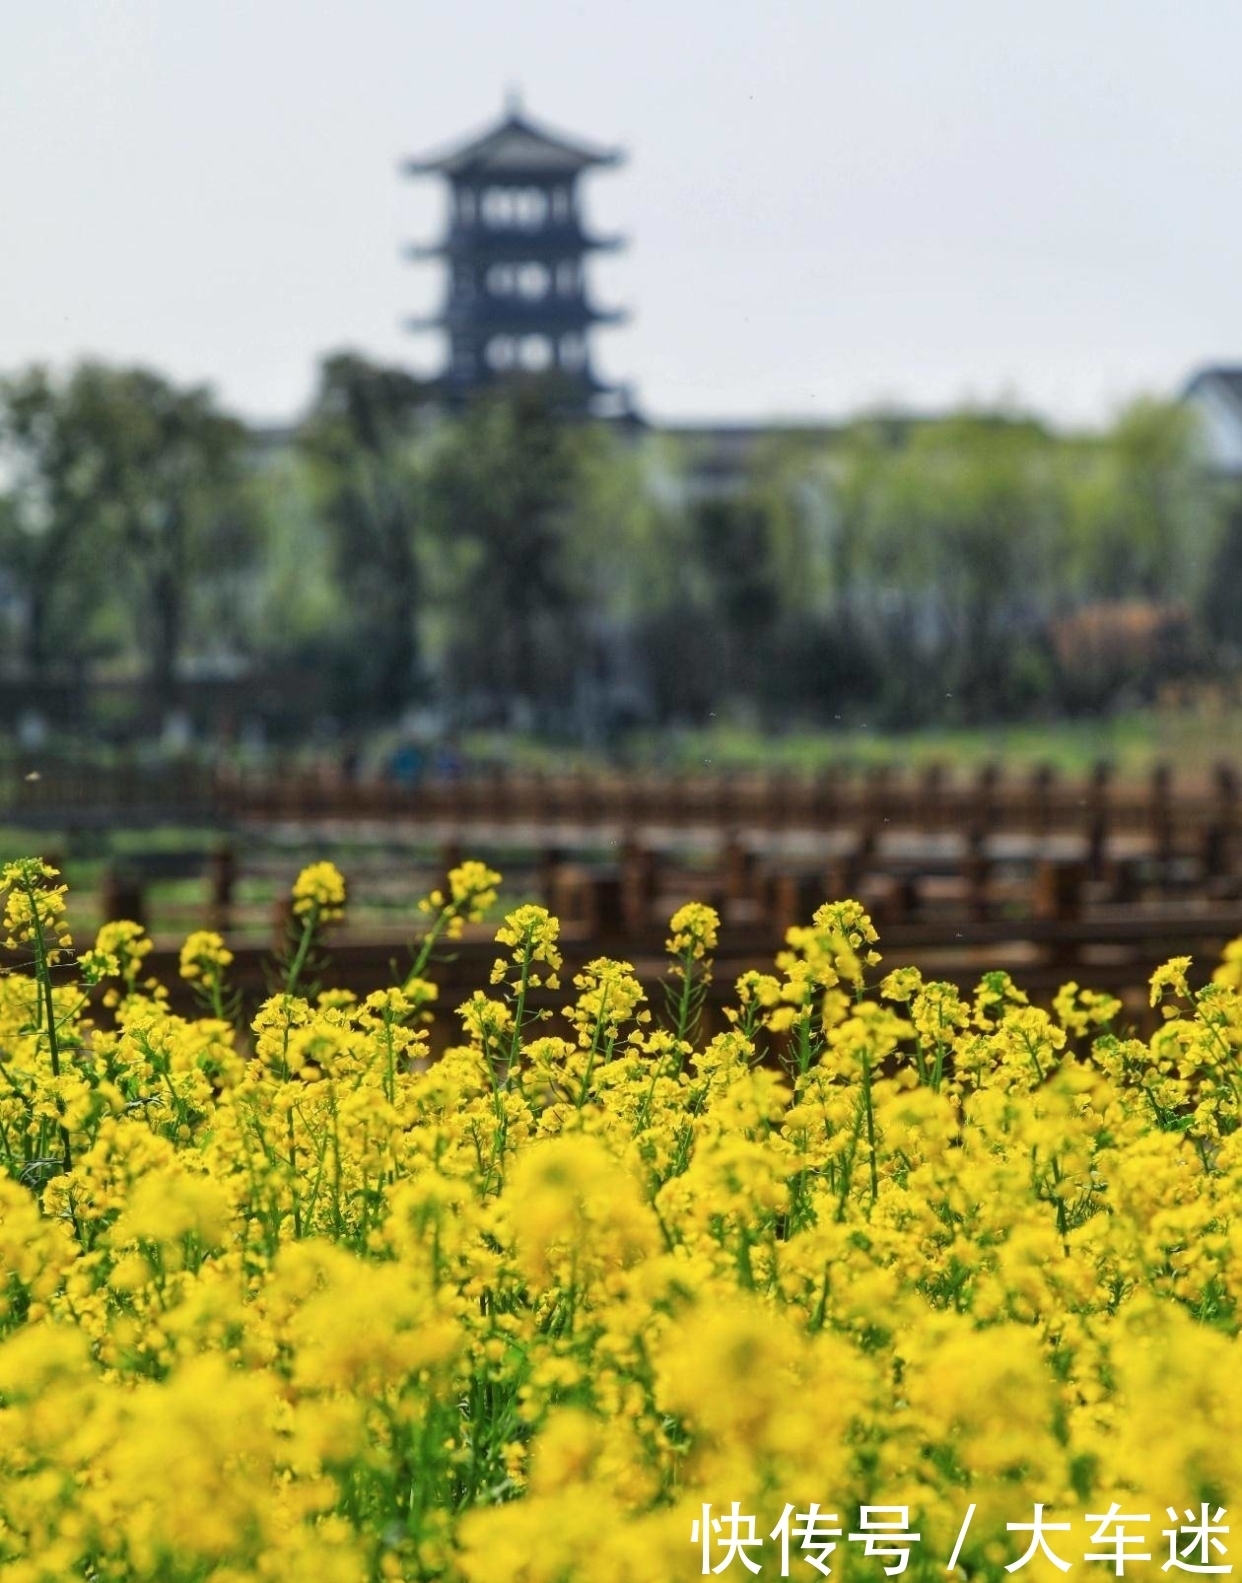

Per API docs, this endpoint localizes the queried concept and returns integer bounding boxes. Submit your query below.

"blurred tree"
[88,368,251,716]
[692,495,780,636]
[918,418,1062,716]
[1203,493,1242,656]
[689,493,781,706]
[426,382,587,723]
[1,363,253,717]
[1060,400,1208,604]
[299,353,433,720]
[823,415,1064,722]
[243,452,338,667]
[1108,399,1207,599]
[0,367,121,689]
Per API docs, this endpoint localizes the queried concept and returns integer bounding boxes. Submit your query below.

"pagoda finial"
[504,84,523,117]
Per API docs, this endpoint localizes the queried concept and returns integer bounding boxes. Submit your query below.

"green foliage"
[297,353,434,719]
[0,366,128,676]
[0,363,252,714]
[1203,494,1242,656]
[0,358,1229,738]
[425,382,591,724]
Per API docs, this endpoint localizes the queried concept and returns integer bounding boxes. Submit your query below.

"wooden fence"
[8,760,1242,1027]
[6,758,1242,847]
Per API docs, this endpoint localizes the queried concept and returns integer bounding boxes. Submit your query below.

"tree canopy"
[0,359,1230,740]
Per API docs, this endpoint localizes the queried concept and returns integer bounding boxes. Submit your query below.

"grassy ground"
[468,700,1242,780]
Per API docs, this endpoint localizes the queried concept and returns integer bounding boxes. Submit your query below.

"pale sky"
[4,0,1240,428]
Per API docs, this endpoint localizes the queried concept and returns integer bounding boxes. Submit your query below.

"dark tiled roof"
[1183,366,1242,408]
[404,110,622,179]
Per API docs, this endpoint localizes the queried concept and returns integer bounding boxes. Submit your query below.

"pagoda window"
[518,336,553,372]
[481,188,512,227]
[482,186,550,229]
[485,262,550,299]
[514,188,548,227]
[485,336,516,370]
[516,263,549,299]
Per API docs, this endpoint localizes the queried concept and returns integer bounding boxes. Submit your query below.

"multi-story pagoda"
[402,98,631,418]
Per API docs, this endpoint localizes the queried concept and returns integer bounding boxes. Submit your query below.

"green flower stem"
[20,877,72,1172]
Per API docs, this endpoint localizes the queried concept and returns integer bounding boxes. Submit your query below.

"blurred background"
[4,0,1242,771]
[6,1,1242,1001]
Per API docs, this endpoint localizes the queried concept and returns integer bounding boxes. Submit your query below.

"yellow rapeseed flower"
[291,860,347,921]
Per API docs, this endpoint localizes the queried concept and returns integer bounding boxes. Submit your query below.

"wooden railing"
[6,759,1240,843]
[10,760,1242,1028]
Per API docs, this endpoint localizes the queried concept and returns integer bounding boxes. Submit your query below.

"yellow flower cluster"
[419,861,502,943]
[290,860,347,921]
[0,857,1240,1581]
[490,903,562,992]
[667,901,721,964]
[179,928,234,983]
[1,857,72,962]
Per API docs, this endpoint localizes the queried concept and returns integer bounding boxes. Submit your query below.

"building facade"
[1183,366,1242,478]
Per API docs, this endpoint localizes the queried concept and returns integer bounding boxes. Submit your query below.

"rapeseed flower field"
[0,855,1238,1582]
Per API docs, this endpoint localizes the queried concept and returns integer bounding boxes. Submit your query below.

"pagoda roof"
[1184,365,1242,409]
[403,105,623,179]
[405,226,625,262]
[406,299,628,333]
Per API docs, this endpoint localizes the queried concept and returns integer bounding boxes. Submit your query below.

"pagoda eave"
[409,305,628,334]
[404,232,626,263]
[403,153,623,179]
[439,367,625,401]
[400,110,624,181]
[401,136,624,178]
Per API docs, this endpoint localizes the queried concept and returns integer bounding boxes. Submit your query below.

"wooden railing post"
[963,827,991,923]
[101,866,147,932]
[1149,761,1174,882]
[974,760,1001,832]
[765,768,792,831]
[1034,858,1086,922]
[769,871,823,934]
[1033,857,1086,973]
[584,873,626,940]
[876,873,920,926]
[1086,760,1113,880]
[916,762,946,829]
[537,847,565,908]
[208,842,236,932]
[271,892,293,957]
[810,766,839,828]
[620,839,657,934]
[1029,762,1056,839]
[1204,762,1239,893]
[722,833,756,905]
